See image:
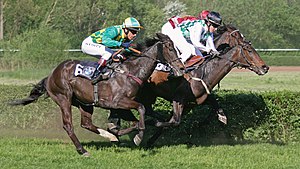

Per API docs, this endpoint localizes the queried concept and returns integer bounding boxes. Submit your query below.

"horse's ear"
[217,24,227,33]
[156,33,169,41]
[216,43,231,54]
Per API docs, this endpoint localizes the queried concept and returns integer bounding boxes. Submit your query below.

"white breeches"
[161,22,196,63]
[81,36,113,60]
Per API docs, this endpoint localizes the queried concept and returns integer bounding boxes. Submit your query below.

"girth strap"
[93,84,99,106]
[127,73,143,85]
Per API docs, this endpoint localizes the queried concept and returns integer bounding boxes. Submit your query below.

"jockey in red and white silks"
[161,11,222,64]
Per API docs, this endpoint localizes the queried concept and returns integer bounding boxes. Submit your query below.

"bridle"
[157,40,182,67]
[217,28,257,69]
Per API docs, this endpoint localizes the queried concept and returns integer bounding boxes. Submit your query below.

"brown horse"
[109,24,269,145]
[8,33,184,156]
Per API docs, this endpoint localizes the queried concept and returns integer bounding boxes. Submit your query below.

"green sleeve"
[101,27,122,47]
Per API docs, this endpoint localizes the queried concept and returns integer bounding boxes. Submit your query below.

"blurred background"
[0,0,299,72]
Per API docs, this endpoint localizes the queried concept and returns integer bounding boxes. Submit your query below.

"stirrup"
[91,74,103,85]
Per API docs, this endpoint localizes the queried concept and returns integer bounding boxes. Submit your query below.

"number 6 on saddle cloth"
[74,49,126,80]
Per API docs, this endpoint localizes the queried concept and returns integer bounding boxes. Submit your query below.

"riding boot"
[91,58,107,85]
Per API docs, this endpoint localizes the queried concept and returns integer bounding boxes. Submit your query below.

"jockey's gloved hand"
[121,42,131,48]
[209,50,220,57]
[112,54,126,62]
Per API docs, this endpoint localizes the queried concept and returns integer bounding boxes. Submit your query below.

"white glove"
[209,50,220,57]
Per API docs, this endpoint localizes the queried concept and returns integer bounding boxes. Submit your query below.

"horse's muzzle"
[258,65,269,75]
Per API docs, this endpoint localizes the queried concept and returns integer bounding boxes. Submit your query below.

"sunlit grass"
[216,71,300,92]
[0,137,299,169]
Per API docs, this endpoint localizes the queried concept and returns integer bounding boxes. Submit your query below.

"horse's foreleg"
[116,99,146,146]
[155,100,184,127]
[108,109,138,137]
[205,95,227,124]
[79,105,119,142]
[169,100,184,126]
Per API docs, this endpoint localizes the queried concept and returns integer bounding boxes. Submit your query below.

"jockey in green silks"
[81,17,143,84]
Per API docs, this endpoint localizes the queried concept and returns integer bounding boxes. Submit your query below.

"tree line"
[0,0,299,50]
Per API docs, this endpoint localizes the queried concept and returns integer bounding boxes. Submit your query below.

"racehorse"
[108,24,269,145]
[8,33,184,156]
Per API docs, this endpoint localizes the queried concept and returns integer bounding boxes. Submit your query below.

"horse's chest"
[191,82,208,104]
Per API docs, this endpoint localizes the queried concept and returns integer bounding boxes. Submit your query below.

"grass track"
[216,69,300,92]
[0,138,299,169]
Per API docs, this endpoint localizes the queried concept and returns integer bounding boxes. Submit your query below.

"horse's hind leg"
[79,105,118,142]
[147,127,164,147]
[55,96,89,156]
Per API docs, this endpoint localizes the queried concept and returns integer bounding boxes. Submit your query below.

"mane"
[215,24,238,35]
[214,24,238,53]
[123,36,159,58]
[136,37,159,51]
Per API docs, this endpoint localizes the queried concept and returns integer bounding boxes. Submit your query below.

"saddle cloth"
[74,61,98,80]
[155,63,171,72]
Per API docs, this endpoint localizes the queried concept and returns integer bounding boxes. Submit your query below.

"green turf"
[0,137,299,169]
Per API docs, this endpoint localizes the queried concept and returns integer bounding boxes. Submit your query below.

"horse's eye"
[167,43,174,51]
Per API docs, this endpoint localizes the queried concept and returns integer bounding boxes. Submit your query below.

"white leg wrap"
[97,129,119,142]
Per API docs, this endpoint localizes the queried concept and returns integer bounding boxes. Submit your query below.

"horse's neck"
[193,48,237,90]
[125,46,158,81]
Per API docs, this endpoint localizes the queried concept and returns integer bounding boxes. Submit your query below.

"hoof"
[97,129,119,142]
[82,152,91,157]
[133,134,142,146]
[218,114,227,125]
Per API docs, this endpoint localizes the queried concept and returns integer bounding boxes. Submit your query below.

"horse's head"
[214,24,269,75]
[156,33,185,76]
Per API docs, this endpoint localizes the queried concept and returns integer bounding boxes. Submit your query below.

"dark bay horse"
[109,24,269,145]
[8,33,184,156]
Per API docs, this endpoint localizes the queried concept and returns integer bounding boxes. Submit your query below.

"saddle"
[184,55,205,68]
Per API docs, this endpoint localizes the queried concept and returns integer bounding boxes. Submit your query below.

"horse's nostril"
[263,65,269,71]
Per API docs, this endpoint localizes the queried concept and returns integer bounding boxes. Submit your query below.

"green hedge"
[152,90,300,144]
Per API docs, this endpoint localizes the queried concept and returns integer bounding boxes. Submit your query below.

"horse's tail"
[8,77,48,106]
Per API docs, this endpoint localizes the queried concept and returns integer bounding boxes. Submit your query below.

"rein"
[127,73,143,85]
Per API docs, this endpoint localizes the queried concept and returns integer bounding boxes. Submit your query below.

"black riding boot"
[91,58,107,85]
